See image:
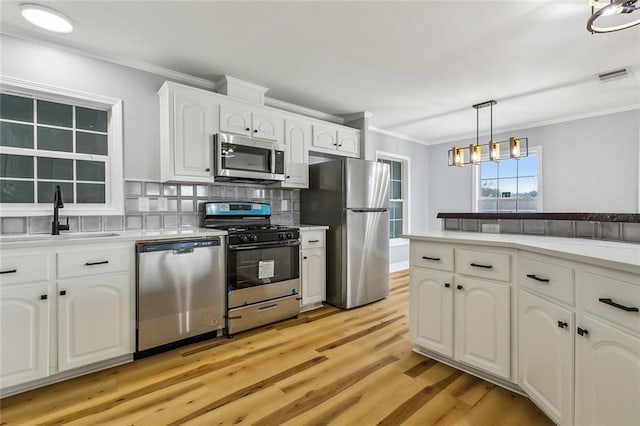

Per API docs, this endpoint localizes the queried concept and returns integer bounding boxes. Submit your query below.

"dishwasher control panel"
[136,237,221,253]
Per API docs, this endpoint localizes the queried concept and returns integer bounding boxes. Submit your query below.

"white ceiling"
[1,1,639,145]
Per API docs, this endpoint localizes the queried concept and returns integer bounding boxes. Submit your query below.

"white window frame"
[376,150,410,246]
[0,76,123,216]
[472,145,543,212]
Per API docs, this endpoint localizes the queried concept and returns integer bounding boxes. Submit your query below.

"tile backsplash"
[0,181,301,235]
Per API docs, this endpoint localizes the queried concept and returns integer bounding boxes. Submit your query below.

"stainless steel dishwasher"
[136,237,225,356]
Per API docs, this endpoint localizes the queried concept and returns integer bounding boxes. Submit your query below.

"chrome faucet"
[52,185,69,235]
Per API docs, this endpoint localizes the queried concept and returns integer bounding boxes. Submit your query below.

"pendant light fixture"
[587,0,640,33]
[448,100,529,167]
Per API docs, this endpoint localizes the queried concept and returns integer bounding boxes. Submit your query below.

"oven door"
[227,240,300,308]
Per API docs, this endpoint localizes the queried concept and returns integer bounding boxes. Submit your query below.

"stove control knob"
[249,234,258,242]
[279,233,286,240]
[238,234,248,243]
[286,232,293,239]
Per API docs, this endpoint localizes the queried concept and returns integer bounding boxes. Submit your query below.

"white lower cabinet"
[301,248,325,307]
[409,268,454,357]
[454,277,511,379]
[0,284,50,388]
[519,289,574,425]
[57,273,131,372]
[575,314,640,426]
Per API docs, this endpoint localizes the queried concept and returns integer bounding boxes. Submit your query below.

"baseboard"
[390,261,409,273]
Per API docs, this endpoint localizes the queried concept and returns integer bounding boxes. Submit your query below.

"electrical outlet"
[158,197,168,212]
[138,197,149,212]
[281,199,288,211]
[481,223,500,233]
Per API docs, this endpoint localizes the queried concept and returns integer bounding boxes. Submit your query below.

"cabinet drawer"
[0,252,53,285]
[58,246,131,279]
[301,231,325,249]
[578,269,640,333]
[455,249,511,282]
[519,254,575,305]
[410,242,454,272]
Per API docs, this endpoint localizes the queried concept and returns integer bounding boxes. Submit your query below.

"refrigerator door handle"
[345,208,388,213]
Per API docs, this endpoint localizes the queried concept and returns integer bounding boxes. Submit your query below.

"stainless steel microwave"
[213,133,285,183]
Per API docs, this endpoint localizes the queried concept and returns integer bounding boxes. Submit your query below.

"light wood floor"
[0,271,553,425]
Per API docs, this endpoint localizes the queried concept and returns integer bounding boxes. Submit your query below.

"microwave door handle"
[271,148,276,174]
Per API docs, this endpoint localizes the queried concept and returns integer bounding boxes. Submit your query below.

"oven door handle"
[228,240,300,251]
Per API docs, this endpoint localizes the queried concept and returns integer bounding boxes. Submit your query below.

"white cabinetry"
[278,119,310,188]
[409,268,453,357]
[299,229,326,311]
[220,102,282,142]
[311,124,360,157]
[159,81,219,182]
[0,243,134,392]
[409,241,513,381]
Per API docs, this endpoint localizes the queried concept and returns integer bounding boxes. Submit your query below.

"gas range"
[224,225,299,245]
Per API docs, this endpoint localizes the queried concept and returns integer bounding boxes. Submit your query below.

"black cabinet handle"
[245,127,250,131]
[456,285,463,291]
[557,321,568,328]
[40,294,48,300]
[598,298,639,312]
[444,283,451,288]
[286,175,291,179]
[303,256,308,259]
[338,144,342,147]
[470,263,493,269]
[308,240,320,243]
[577,327,589,336]
[422,256,441,261]
[0,269,17,274]
[526,274,550,283]
[253,129,258,133]
[60,290,66,296]
[85,260,109,266]
[205,168,210,172]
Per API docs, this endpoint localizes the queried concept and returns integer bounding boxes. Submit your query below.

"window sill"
[390,238,409,247]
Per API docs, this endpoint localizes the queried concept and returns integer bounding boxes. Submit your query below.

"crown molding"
[342,111,374,123]
[428,104,640,146]
[369,126,429,145]
[264,97,344,124]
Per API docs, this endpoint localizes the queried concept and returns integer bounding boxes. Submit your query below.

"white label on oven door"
[258,260,275,279]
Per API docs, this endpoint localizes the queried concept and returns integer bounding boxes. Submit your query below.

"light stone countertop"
[296,224,329,231]
[0,228,228,249]
[404,231,640,275]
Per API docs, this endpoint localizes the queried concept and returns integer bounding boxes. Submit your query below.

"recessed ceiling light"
[20,4,74,33]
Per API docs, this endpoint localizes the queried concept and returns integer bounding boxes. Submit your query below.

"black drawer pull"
[456,285,463,291]
[557,321,568,328]
[444,283,451,288]
[85,260,109,266]
[526,274,550,283]
[60,290,67,296]
[308,240,320,243]
[470,262,493,269]
[422,256,441,261]
[598,298,639,312]
[577,327,589,336]
[0,269,17,274]
[40,294,48,300]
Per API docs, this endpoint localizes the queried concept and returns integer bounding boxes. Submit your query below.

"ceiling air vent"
[597,68,629,83]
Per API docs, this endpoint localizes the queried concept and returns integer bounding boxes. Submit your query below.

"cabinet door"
[337,128,360,155]
[519,290,574,425]
[312,124,338,150]
[0,284,50,388]
[301,248,325,306]
[283,119,310,187]
[252,110,282,142]
[173,89,217,178]
[57,273,132,371]
[575,314,640,426]
[454,277,510,379]
[409,269,454,357]
[220,103,252,136]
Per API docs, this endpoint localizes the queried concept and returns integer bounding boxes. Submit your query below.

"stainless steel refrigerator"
[301,158,390,309]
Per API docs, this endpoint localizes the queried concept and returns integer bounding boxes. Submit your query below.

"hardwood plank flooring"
[0,270,553,425]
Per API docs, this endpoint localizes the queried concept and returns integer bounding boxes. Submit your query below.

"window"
[0,77,123,215]
[476,147,541,212]
[376,151,410,240]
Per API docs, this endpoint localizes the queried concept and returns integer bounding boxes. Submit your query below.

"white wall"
[1,34,180,181]
[427,110,640,230]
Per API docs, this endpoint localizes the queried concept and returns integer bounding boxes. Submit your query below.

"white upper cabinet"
[311,123,360,157]
[159,81,219,182]
[220,101,282,142]
[280,119,310,188]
